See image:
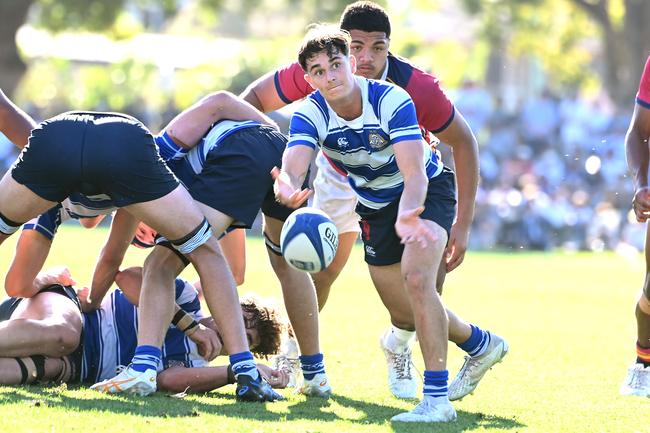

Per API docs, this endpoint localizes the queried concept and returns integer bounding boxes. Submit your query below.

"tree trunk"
[0,0,34,97]
[623,0,650,102]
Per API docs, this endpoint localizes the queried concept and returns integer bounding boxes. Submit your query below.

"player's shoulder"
[366,77,412,108]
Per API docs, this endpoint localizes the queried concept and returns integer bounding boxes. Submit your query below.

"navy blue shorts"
[357,167,457,266]
[172,125,295,228]
[11,112,178,207]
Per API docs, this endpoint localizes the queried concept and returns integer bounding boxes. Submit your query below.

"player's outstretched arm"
[272,145,313,208]
[435,111,479,271]
[626,103,650,222]
[5,230,57,298]
[0,89,36,148]
[163,91,278,151]
[240,62,312,113]
[157,364,288,393]
[86,209,139,311]
[393,139,435,248]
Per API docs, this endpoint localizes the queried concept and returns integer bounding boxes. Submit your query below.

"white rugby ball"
[280,207,339,273]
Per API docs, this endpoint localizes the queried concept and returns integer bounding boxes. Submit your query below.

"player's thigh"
[124,185,206,241]
[194,201,235,238]
[368,262,414,324]
[0,172,57,224]
[400,220,447,281]
[12,292,82,333]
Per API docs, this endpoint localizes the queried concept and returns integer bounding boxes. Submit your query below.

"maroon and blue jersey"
[274,53,455,141]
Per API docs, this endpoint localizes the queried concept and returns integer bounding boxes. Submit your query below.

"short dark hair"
[298,24,351,71]
[240,296,286,359]
[340,1,391,38]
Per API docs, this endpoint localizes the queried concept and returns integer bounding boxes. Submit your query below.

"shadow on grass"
[0,385,524,431]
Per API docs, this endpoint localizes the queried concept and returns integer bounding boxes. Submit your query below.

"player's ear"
[304,73,317,91]
[349,54,357,74]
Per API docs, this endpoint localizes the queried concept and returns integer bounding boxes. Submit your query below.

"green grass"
[0,225,648,432]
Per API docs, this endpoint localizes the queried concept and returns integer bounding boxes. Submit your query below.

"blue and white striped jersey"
[81,278,207,383]
[288,76,443,209]
[166,120,261,179]
[23,192,117,240]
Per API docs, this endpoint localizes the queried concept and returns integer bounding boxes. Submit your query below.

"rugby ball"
[280,207,339,273]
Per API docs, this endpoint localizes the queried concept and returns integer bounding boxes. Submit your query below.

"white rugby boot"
[380,330,418,399]
[90,365,157,396]
[391,398,457,423]
[620,363,650,397]
[448,332,508,401]
[299,372,332,398]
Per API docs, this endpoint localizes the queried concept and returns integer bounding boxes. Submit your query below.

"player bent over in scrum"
[0,99,278,401]
[0,267,291,392]
[94,91,330,398]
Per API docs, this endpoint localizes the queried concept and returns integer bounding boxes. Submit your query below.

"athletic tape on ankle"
[171,218,212,254]
[639,292,650,315]
[0,212,21,235]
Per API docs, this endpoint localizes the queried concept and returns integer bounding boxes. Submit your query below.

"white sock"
[384,325,416,352]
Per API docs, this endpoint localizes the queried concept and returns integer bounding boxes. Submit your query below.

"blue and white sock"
[131,345,161,373]
[423,369,449,404]
[457,324,491,357]
[300,353,325,381]
[230,351,259,381]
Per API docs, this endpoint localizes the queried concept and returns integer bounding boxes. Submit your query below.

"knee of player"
[402,269,431,294]
[48,324,81,357]
[202,90,236,108]
[156,369,184,393]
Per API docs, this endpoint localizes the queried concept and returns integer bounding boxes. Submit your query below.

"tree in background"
[461,0,650,105]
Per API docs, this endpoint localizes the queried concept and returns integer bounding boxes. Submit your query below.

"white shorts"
[312,151,361,235]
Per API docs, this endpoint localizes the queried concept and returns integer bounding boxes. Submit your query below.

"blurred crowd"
[450,81,643,253]
[0,83,643,253]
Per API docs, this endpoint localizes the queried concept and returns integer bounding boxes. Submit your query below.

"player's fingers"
[270,166,281,180]
[446,251,465,272]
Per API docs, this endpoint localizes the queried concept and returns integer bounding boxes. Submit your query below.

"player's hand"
[41,266,76,287]
[633,187,650,222]
[395,207,436,248]
[76,286,97,313]
[271,167,311,208]
[132,222,157,249]
[445,222,470,272]
[188,324,222,361]
[258,364,289,389]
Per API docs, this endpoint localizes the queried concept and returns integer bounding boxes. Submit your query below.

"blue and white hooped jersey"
[288,76,443,210]
[81,278,207,383]
[23,192,117,240]
[163,120,261,180]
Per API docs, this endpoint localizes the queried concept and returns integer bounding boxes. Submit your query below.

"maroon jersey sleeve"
[637,56,650,108]
[405,68,455,134]
[273,62,314,104]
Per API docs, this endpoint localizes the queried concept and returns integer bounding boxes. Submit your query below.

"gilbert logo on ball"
[280,207,339,273]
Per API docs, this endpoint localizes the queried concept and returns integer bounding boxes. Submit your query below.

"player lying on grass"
[0,90,278,401]
[93,91,331,399]
[0,266,291,392]
[242,1,507,402]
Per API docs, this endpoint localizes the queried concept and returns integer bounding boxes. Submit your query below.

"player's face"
[202,314,261,355]
[304,50,357,102]
[349,30,389,80]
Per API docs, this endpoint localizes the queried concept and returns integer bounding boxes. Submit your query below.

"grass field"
[0,225,648,432]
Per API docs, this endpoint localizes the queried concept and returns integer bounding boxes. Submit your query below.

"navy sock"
[230,351,259,381]
[423,369,448,400]
[300,353,325,380]
[131,345,161,373]
[457,324,490,357]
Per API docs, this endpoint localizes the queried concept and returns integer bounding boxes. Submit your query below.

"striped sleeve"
[288,100,321,149]
[174,278,201,317]
[637,56,650,109]
[381,86,423,144]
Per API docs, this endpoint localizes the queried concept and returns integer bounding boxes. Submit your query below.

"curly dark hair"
[340,1,391,38]
[240,296,288,359]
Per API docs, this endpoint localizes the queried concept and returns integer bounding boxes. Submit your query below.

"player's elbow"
[156,370,186,393]
[5,273,35,298]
